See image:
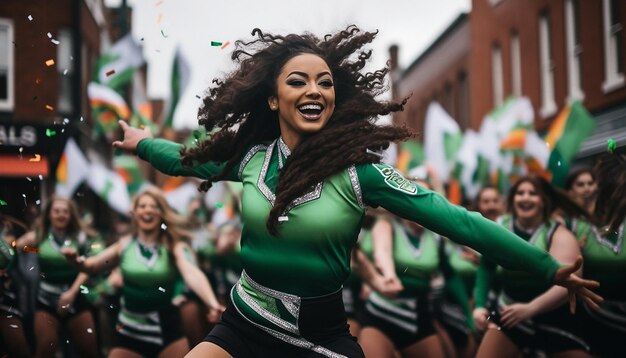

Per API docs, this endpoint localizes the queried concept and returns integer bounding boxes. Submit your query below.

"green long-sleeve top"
[137,137,560,297]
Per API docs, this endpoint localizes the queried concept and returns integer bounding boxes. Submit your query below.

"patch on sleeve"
[372,164,418,195]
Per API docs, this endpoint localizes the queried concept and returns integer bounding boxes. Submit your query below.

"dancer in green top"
[16,196,99,357]
[579,147,626,357]
[113,25,601,358]
[473,175,592,358]
[63,188,223,357]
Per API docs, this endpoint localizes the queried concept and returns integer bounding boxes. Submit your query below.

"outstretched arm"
[62,236,127,274]
[113,120,238,181]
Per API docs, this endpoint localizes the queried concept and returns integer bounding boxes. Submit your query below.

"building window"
[539,11,556,118]
[0,18,14,111]
[491,43,504,108]
[602,0,624,92]
[510,31,522,97]
[565,0,584,101]
[458,72,470,129]
[57,28,74,114]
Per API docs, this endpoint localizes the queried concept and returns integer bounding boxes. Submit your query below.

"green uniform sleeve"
[0,239,15,269]
[439,240,475,330]
[136,138,239,181]
[356,163,560,287]
[473,258,496,309]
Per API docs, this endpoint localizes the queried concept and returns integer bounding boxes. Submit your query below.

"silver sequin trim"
[257,139,324,213]
[592,222,624,254]
[347,165,364,209]
[258,141,277,204]
[241,270,301,320]
[236,280,299,334]
[230,288,347,358]
[238,144,268,180]
[278,137,291,157]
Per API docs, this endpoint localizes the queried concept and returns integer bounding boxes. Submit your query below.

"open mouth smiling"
[297,103,324,120]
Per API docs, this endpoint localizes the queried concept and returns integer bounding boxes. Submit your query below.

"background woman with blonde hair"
[64,188,223,358]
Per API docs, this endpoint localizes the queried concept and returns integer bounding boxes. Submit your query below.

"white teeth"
[299,104,322,111]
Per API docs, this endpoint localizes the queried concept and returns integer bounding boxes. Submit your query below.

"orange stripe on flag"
[500,129,526,150]
[544,106,571,150]
[56,154,67,184]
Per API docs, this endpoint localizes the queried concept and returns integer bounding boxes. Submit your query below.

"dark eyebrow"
[287,71,332,79]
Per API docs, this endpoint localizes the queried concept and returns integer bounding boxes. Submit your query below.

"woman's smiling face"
[268,53,335,147]
[513,181,543,222]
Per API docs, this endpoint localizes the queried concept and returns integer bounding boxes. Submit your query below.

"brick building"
[0,0,106,222]
[393,0,626,159]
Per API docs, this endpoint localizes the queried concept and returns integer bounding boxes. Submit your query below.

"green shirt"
[138,137,560,297]
[582,221,626,300]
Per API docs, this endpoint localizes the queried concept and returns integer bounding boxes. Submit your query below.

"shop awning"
[0,154,49,177]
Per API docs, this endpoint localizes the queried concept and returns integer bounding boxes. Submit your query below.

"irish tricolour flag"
[544,101,596,187]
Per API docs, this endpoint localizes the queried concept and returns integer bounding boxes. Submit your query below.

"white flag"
[87,163,131,215]
[55,138,90,198]
[424,102,462,182]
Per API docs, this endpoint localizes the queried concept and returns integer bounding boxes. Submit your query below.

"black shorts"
[204,290,364,357]
[489,304,589,355]
[435,299,471,348]
[579,302,626,358]
[113,304,185,357]
[360,295,436,350]
[36,293,91,320]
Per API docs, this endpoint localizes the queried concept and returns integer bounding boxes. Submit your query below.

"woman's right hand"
[112,120,153,154]
[61,247,84,266]
[472,307,489,332]
[371,274,404,299]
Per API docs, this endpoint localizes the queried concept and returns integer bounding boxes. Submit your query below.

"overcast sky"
[105,0,471,129]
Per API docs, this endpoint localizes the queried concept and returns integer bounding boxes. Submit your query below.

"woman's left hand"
[206,303,226,323]
[553,256,603,313]
[57,291,77,317]
[499,303,535,328]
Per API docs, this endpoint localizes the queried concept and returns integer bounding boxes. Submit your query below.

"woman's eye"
[319,80,334,88]
[288,80,306,86]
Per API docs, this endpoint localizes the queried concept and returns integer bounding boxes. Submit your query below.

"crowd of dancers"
[1,25,622,357]
[1,159,623,357]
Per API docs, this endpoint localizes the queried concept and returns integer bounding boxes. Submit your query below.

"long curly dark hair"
[594,146,626,233]
[180,25,412,235]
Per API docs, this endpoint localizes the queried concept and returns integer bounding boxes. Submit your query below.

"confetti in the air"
[27,15,33,21]
[161,223,167,230]
[158,286,166,292]
[216,202,223,209]
[161,29,168,38]
[63,69,68,75]
[29,154,41,162]
[0,199,7,206]
[157,13,163,24]
[47,32,52,38]
[87,328,93,334]
[51,39,60,45]
[221,41,230,49]
[607,138,617,153]
[23,246,40,253]
[45,105,54,111]
[116,323,125,332]
[45,59,55,66]
[211,41,223,46]
[35,78,41,84]
[106,69,116,77]
[80,285,89,294]
[11,241,16,247]
[46,129,56,137]
[278,216,289,222]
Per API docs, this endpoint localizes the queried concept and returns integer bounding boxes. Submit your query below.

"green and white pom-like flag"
[163,47,191,129]
[87,162,131,215]
[424,102,462,183]
[94,34,145,91]
[88,82,130,138]
[55,138,90,198]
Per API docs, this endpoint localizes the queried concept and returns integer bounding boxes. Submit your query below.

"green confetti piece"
[161,29,168,38]
[216,202,223,208]
[607,138,617,153]
[45,128,56,137]
[80,285,89,294]
[0,199,7,206]
[211,41,223,46]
